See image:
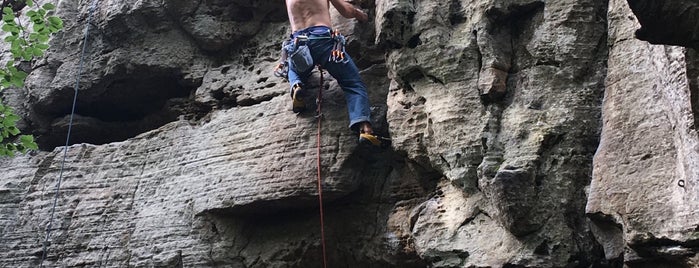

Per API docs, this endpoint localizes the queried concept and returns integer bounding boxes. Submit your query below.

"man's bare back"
[285,0,368,32]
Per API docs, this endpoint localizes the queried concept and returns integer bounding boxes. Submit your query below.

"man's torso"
[285,0,332,32]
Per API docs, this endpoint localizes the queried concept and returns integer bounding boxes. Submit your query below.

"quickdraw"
[329,29,348,63]
[273,40,290,79]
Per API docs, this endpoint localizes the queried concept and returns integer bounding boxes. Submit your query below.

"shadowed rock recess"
[0,0,698,267]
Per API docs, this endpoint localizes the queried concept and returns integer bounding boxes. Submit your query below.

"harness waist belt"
[291,25,332,39]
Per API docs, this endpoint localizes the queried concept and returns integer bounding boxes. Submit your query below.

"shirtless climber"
[280,0,383,146]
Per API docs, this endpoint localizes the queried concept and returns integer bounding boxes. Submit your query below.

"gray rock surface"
[627,0,699,49]
[384,0,606,266]
[0,0,697,267]
[586,0,699,266]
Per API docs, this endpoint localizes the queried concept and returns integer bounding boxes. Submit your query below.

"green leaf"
[35,25,49,35]
[7,126,19,135]
[14,70,26,80]
[5,24,20,34]
[10,38,20,48]
[38,9,46,17]
[28,142,38,150]
[2,23,15,32]
[26,0,34,7]
[32,47,43,56]
[3,13,15,22]
[9,48,20,58]
[9,79,21,88]
[26,10,37,18]
[11,76,24,87]
[48,16,63,28]
[20,134,32,144]
[20,135,38,150]
[22,51,32,61]
[48,25,59,33]
[3,7,13,16]
[42,3,55,10]
[0,147,11,157]
[36,43,49,50]
[5,143,16,156]
[4,35,16,42]
[6,114,19,122]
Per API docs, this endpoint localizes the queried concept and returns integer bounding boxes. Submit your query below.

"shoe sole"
[359,133,382,146]
[292,86,305,113]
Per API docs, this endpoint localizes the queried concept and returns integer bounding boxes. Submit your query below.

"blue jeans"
[287,26,371,130]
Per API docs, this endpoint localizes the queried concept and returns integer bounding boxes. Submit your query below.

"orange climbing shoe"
[359,133,381,146]
[359,133,392,148]
[292,84,305,113]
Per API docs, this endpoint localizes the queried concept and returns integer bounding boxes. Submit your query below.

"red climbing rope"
[315,66,328,268]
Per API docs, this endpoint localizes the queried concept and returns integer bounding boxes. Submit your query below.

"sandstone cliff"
[0,0,697,267]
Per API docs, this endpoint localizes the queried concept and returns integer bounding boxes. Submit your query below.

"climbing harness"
[273,29,349,79]
[315,65,328,268]
[40,0,99,267]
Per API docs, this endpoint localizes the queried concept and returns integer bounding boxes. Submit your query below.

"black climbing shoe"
[292,84,305,113]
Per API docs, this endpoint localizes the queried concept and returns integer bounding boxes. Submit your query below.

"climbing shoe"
[359,133,390,148]
[291,84,305,113]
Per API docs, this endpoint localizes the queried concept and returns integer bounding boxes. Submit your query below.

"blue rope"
[40,0,99,266]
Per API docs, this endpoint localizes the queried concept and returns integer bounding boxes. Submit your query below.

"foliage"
[0,0,62,157]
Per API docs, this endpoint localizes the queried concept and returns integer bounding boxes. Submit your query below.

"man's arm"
[329,0,368,22]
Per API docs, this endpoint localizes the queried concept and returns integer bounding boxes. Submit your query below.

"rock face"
[0,0,697,267]
[384,0,607,266]
[585,0,699,266]
[627,0,699,49]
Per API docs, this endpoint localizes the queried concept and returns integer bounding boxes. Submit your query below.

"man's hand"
[354,7,368,22]
[330,0,369,21]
